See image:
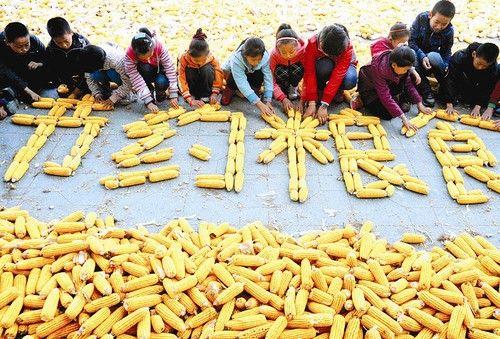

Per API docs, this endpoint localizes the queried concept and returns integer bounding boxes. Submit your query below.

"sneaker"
[155,90,167,103]
[221,87,235,106]
[422,93,435,108]
[349,93,363,110]
[401,102,411,113]
[288,86,299,100]
[0,88,18,116]
[200,97,210,103]
[118,93,137,106]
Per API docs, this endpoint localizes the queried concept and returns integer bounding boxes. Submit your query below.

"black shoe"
[401,102,411,113]
[155,91,167,103]
[422,93,435,108]
[0,87,18,115]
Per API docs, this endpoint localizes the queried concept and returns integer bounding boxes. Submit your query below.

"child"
[0,22,47,103]
[178,28,223,108]
[302,24,358,124]
[409,0,455,107]
[80,43,133,109]
[46,17,90,98]
[371,22,421,85]
[221,37,275,116]
[482,80,499,121]
[270,23,307,113]
[125,28,178,113]
[443,42,499,118]
[358,46,432,132]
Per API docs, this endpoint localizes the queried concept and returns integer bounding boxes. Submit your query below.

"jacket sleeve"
[32,36,47,64]
[409,16,426,62]
[405,73,422,104]
[373,73,404,118]
[301,44,318,102]
[0,61,28,92]
[211,57,224,94]
[321,47,352,104]
[124,53,153,104]
[441,51,464,104]
[230,57,259,104]
[158,43,178,99]
[261,58,273,102]
[472,69,497,107]
[84,72,102,97]
[177,55,191,100]
[269,53,286,102]
[109,60,132,104]
[441,29,454,67]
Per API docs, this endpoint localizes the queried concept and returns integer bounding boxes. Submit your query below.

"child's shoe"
[155,90,167,103]
[288,86,299,100]
[221,87,235,106]
[349,93,363,110]
[422,93,435,107]
[200,97,210,103]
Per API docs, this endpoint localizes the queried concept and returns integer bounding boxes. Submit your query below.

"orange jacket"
[178,52,224,100]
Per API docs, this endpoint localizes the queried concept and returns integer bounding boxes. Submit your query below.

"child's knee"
[342,70,358,90]
[427,52,444,69]
[316,58,334,78]
[155,75,170,90]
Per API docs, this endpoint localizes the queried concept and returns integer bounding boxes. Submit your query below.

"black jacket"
[0,32,46,91]
[46,32,90,89]
[442,42,498,106]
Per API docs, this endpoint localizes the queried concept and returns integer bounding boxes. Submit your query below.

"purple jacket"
[358,50,421,118]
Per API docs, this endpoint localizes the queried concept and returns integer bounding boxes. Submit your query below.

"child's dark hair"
[188,28,209,58]
[318,24,349,57]
[431,0,456,19]
[47,17,72,38]
[131,27,154,55]
[4,22,29,42]
[78,45,106,72]
[476,43,499,64]
[388,22,410,41]
[276,23,300,46]
[390,46,416,67]
[241,37,265,58]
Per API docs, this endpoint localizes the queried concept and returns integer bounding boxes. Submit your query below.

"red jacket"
[370,37,393,57]
[269,38,307,101]
[301,34,357,103]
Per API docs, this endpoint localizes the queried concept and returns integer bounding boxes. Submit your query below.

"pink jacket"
[125,39,178,104]
[269,38,307,101]
[370,37,393,57]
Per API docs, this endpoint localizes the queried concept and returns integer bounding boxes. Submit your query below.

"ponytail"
[188,28,209,57]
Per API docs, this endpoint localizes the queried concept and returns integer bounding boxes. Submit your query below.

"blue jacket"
[409,11,454,67]
[222,45,273,104]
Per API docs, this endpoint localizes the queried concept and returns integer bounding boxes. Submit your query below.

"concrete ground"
[0,97,498,245]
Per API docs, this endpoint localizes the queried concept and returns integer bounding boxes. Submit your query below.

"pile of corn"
[0,206,499,339]
[31,96,112,112]
[460,115,499,132]
[400,112,436,138]
[176,105,230,126]
[428,122,499,204]
[329,110,430,198]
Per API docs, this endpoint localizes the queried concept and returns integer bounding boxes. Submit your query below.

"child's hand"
[282,98,293,113]
[481,107,493,120]
[0,107,7,120]
[316,106,328,124]
[95,93,104,101]
[256,101,274,116]
[417,102,432,115]
[189,99,205,108]
[24,87,40,102]
[147,102,159,113]
[102,99,114,108]
[209,94,219,105]
[304,102,316,118]
[170,98,179,109]
[445,103,455,115]
[294,100,304,114]
[422,57,431,70]
[470,105,481,118]
[28,61,43,70]
[495,120,500,130]
[403,119,418,133]
[412,69,422,85]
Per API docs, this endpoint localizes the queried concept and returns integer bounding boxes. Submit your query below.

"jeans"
[137,63,169,99]
[316,57,357,102]
[415,51,446,96]
[90,69,123,98]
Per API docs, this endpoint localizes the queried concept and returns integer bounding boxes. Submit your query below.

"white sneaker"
[118,93,137,106]
[288,86,299,100]
[200,97,210,103]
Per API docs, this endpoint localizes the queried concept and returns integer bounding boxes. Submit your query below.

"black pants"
[365,100,394,120]
[226,69,264,92]
[274,63,304,93]
[1,66,50,103]
[315,57,357,102]
[185,64,215,99]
